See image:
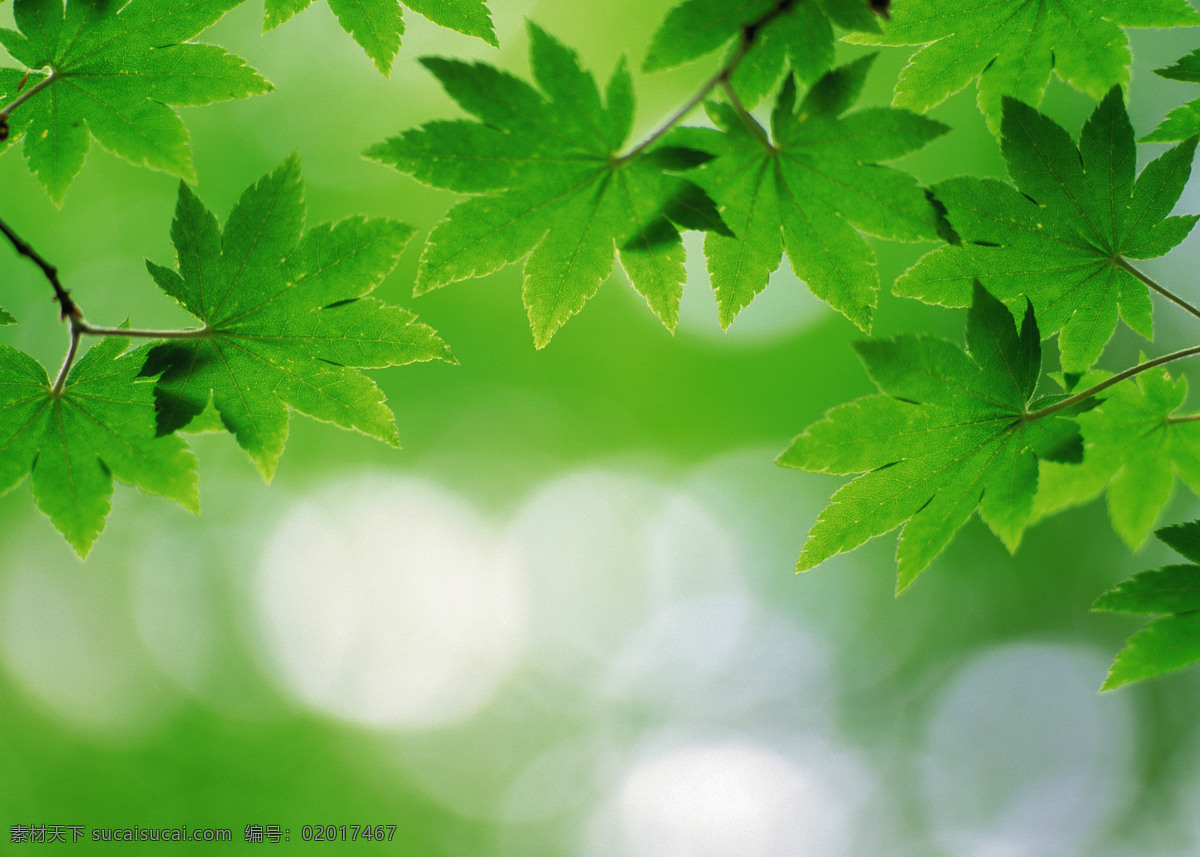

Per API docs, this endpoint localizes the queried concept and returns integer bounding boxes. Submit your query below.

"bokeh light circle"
[920,642,1137,857]
[254,474,527,729]
[0,551,174,736]
[583,734,873,857]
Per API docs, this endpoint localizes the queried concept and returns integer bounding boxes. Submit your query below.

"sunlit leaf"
[263,0,496,76]
[779,283,1080,591]
[1095,521,1200,689]
[367,22,730,347]
[897,90,1198,372]
[0,0,272,203]
[143,155,452,479]
[0,336,198,556]
[848,0,1200,132]
[670,56,946,331]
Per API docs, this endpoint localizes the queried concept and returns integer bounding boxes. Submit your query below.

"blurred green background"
[2,1,1200,854]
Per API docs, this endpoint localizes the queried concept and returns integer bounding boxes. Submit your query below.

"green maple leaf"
[1145,49,1200,142]
[142,154,452,479]
[1033,367,1200,551]
[643,0,881,106]
[1093,521,1200,690]
[366,22,731,348]
[847,0,1200,132]
[778,282,1081,592]
[263,0,496,77]
[0,336,198,557]
[669,56,947,331]
[897,89,1199,373]
[0,0,272,204]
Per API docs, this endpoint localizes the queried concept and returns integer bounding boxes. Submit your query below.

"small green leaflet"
[670,56,946,331]
[1093,521,1200,690]
[0,336,199,557]
[643,0,880,106]
[263,0,496,76]
[367,22,731,348]
[143,154,452,479]
[778,283,1081,592]
[0,0,271,204]
[848,0,1200,132]
[897,89,1199,373]
[1145,49,1200,142]
[0,308,14,325]
[1033,367,1200,551]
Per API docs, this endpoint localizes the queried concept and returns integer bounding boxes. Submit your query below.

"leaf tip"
[795,552,818,573]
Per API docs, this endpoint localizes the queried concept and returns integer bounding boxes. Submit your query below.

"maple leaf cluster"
[1,0,1200,688]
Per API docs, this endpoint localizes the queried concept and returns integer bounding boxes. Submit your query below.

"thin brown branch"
[1030,343,1200,421]
[1118,258,1200,323]
[617,0,795,163]
[50,321,82,396]
[0,213,80,320]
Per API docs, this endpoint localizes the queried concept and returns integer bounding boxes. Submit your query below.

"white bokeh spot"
[255,475,527,729]
[920,642,1137,857]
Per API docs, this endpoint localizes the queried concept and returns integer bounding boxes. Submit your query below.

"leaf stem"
[50,320,82,396]
[0,214,210,388]
[0,68,55,123]
[720,78,773,150]
[1030,343,1200,421]
[1118,258,1200,323]
[45,321,207,395]
[76,322,210,340]
[617,0,794,163]
[0,212,80,319]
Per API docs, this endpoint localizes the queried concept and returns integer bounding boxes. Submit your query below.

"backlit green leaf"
[779,283,1079,591]
[143,155,452,479]
[366,23,731,348]
[897,90,1198,372]
[847,0,1200,132]
[0,0,272,204]
[1145,49,1200,142]
[0,336,198,557]
[1033,367,1200,550]
[1095,521,1200,689]
[263,0,496,76]
[671,57,947,331]
[644,0,879,103]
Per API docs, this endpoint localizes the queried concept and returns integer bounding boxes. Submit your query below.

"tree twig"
[617,0,794,163]
[50,321,82,396]
[1118,258,1200,323]
[0,213,80,320]
[1029,343,1200,421]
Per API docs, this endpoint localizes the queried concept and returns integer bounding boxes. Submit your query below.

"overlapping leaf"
[778,283,1081,591]
[1145,49,1200,142]
[897,89,1199,373]
[367,22,731,348]
[643,0,880,106]
[0,336,198,557]
[1033,367,1200,551]
[847,0,1200,132]
[263,0,496,76]
[0,308,14,325]
[1093,521,1200,689]
[0,0,272,203]
[670,56,946,331]
[142,154,452,479]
